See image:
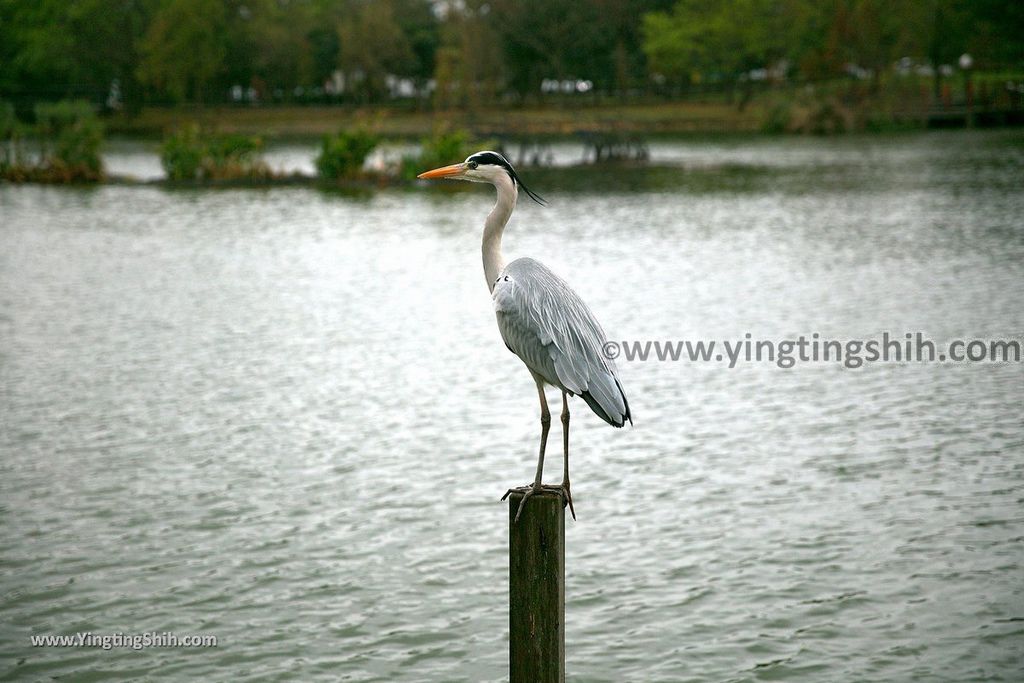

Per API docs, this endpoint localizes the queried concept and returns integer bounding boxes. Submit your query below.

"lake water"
[2,131,1023,681]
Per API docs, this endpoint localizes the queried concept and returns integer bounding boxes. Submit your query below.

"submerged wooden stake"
[508,489,565,683]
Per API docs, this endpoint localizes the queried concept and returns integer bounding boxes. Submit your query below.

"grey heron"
[418,151,631,522]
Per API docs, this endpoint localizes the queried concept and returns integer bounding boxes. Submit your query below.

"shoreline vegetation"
[1,100,104,183]
[3,0,1021,188]
[109,101,767,138]
[3,96,1022,188]
[0,102,498,188]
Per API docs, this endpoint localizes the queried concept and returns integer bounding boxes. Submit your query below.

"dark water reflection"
[1,130,1022,681]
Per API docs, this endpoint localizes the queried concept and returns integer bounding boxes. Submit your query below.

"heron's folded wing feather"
[492,258,629,425]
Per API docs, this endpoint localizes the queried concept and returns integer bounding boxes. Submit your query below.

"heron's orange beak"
[417,162,465,180]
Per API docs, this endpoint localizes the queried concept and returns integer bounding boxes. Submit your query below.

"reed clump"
[160,125,273,182]
[1,99,104,183]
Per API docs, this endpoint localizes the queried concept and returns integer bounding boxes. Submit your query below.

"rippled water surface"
[2,131,1023,681]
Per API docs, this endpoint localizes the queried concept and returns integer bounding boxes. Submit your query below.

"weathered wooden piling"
[508,489,565,683]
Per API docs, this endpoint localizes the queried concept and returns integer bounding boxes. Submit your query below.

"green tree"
[642,0,786,94]
[826,0,909,90]
[137,0,227,103]
[233,0,319,97]
[338,0,416,102]
[966,0,1024,67]
[308,25,341,87]
[874,0,1023,99]
[433,0,505,110]
[488,0,615,97]
[0,0,150,107]
[394,0,441,85]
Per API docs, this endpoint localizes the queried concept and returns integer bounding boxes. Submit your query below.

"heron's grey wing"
[492,258,631,427]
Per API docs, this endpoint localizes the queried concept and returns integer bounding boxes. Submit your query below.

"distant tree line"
[0,0,1021,110]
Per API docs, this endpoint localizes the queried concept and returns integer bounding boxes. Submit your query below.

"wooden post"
[508,489,565,683]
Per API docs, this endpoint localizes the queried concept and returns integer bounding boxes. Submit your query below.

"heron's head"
[417,150,545,205]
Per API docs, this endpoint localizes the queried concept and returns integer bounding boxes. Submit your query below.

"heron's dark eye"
[468,161,478,170]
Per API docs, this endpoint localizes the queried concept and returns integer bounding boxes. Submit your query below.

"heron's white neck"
[483,172,517,291]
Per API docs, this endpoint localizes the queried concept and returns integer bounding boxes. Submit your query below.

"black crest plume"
[466,151,547,206]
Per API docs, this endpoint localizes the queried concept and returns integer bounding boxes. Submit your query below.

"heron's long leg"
[532,381,551,487]
[502,376,552,522]
[560,391,576,520]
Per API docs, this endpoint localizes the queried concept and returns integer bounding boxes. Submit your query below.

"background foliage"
[0,98,103,181]
[159,125,271,180]
[0,1,1020,110]
[315,128,378,180]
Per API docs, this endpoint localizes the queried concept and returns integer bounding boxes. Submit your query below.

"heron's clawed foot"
[502,483,542,523]
[500,484,533,503]
[560,480,576,521]
[501,482,575,522]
